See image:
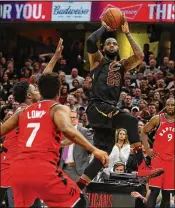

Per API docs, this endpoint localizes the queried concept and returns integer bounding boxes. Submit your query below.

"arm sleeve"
[86,26,107,53]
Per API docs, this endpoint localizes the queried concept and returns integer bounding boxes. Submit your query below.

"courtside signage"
[51,2,91,21]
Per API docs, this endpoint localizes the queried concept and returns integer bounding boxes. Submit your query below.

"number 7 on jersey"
[26,123,40,147]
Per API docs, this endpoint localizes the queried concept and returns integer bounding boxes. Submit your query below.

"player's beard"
[166,110,175,116]
[104,50,118,60]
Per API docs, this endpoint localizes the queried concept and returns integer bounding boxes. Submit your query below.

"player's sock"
[77,178,88,190]
[77,157,104,190]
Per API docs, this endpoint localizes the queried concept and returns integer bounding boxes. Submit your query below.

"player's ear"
[26,92,32,100]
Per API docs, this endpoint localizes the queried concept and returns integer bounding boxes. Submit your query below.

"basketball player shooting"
[76,12,164,190]
[141,98,175,208]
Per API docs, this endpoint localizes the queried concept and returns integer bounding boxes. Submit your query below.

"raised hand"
[121,20,130,34]
[55,38,64,57]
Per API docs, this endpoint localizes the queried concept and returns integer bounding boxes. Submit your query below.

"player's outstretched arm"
[43,38,63,74]
[120,20,144,72]
[141,115,159,157]
[53,105,109,166]
[0,110,22,137]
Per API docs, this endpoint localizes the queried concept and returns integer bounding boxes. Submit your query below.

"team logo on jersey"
[107,61,121,86]
[159,127,175,137]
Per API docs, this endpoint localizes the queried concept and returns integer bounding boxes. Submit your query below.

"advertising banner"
[0,1,52,21]
[51,2,91,22]
[91,1,174,23]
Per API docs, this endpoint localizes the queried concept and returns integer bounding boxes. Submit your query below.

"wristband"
[125,32,130,35]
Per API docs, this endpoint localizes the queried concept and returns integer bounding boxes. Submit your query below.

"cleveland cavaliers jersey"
[16,101,61,164]
[90,58,124,106]
[154,113,175,160]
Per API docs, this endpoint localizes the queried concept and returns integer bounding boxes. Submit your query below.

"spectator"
[104,128,130,175]
[59,71,69,91]
[66,68,84,90]
[117,91,127,108]
[20,59,33,77]
[56,58,70,75]
[135,72,144,88]
[0,57,7,69]
[144,59,158,76]
[138,61,147,73]
[0,95,14,121]
[138,100,150,120]
[147,72,155,89]
[113,162,125,174]
[74,88,84,106]
[33,62,41,77]
[20,69,32,83]
[67,94,77,111]
[82,112,91,129]
[131,106,140,118]
[122,95,133,110]
[77,106,86,123]
[132,88,142,106]
[143,43,153,65]
[69,79,80,94]
[59,85,69,105]
[140,79,149,96]
[1,73,13,101]
[147,103,157,120]
[158,56,169,71]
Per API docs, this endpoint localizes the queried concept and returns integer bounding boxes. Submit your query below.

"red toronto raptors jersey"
[1,129,18,165]
[16,101,61,164]
[154,113,175,160]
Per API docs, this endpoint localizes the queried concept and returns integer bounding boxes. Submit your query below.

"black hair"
[38,72,60,99]
[13,81,29,103]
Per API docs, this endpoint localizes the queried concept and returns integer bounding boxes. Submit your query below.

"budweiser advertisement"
[0,1,52,21]
[51,2,91,21]
[91,1,175,22]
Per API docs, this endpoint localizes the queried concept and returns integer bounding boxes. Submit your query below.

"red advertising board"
[0,1,52,21]
[91,1,175,23]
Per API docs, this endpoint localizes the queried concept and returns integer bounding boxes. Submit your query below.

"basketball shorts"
[10,159,81,207]
[149,156,175,191]
[0,163,10,187]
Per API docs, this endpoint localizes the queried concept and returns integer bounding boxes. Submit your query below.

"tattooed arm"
[120,21,144,72]
[87,22,115,71]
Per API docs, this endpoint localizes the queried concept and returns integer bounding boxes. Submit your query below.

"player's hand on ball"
[56,38,64,57]
[93,148,109,167]
[121,17,130,34]
[102,21,116,32]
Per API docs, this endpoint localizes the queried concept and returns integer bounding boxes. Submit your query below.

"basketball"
[101,8,124,30]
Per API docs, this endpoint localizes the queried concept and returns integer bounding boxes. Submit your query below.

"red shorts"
[0,152,11,187]
[10,159,81,207]
[149,156,175,190]
[0,163,10,187]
